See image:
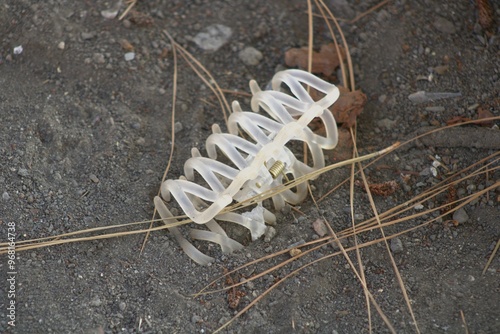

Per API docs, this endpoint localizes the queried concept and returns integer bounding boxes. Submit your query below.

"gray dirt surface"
[1,0,499,333]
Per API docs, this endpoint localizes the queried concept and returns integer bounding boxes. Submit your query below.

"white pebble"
[193,24,232,51]
[13,45,23,55]
[264,226,277,242]
[124,52,135,61]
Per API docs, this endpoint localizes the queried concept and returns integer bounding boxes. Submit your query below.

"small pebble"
[297,216,306,223]
[13,45,23,55]
[433,16,456,34]
[390,238,404,254]
[2,191,10,200]
[101,4,120,20]
[414,204,424,210]
[90,297,102,307]
[264,226,277,242]
[124,52,135,61]
[174,122,183,133]
[18,168,29,177]
[119,302,126,311]
[238,46,263,66]
[453,208,469,224]
[354,213,364,221]
[376,118,397,130]
[89,174,99,183]
[241,277,254,289]
[191,314,203,324]
[288,239,306,248]
[57,41,65,50]
[192,24,232,51]
[92,53,105,64]
[81,31,96,40]
[425,106,445,112]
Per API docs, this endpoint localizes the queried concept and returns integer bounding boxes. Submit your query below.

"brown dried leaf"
[119,39,134,51]
[128,10,154,27]
[477,106,495,127]
[223,267,246,309]
[357,180,399,196]
[446,116,471,125]
[285,43,346,76]
[310,122,353,161]
[476,0,496,34]
[309,86,366,128]
[331,86,367,127]
[440,185,457,215]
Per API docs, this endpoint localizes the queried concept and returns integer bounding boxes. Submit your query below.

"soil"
[1,0,499,333]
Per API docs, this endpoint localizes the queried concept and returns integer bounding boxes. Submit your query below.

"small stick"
[119,0,137,21]
[460,310,469,334]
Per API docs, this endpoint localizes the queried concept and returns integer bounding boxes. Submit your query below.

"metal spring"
[268,160,285,179]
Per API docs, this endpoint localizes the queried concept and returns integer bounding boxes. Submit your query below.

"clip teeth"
[154,70,340,264]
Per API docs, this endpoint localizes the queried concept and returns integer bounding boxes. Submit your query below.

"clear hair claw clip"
[154,69,340,264]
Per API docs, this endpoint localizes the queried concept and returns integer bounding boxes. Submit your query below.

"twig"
[119,0,137,21]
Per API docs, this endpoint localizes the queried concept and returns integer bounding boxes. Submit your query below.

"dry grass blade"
[140,29,179,254]
[483,238,500,275]
[348,128,373,333]
[161,30,232,126]
[460,310,470,334]
[315,0,355,89]
[201,168,497,332]
[0,144,397,254]
[318,116,500,203]
[344,0,390,24]
[313,2,374,330]
[351,127,421,334]
[119,0,137,21]
[311,0,390,25]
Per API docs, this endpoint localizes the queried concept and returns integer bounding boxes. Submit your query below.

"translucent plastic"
[154,69,340,264]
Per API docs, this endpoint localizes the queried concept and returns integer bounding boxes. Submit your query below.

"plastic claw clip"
[154,69,340,265]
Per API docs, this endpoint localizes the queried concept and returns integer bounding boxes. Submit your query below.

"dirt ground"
[1,0,499,333]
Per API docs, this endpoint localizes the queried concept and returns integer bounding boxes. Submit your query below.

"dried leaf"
[310,86,366,128]
[446,116,471,125]
[333,86,367,127]
[310,123,353,161]
[357,180,399,196]
[128,10,154,27]
[476,0,496,34]
[477,106,495,127]
[285,43,345,76]
[224,268,246,309]
[433,65,449,75]
[440,185,457,215]
[119,39,134,51]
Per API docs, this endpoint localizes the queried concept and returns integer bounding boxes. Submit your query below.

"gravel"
[1,1,498,333]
